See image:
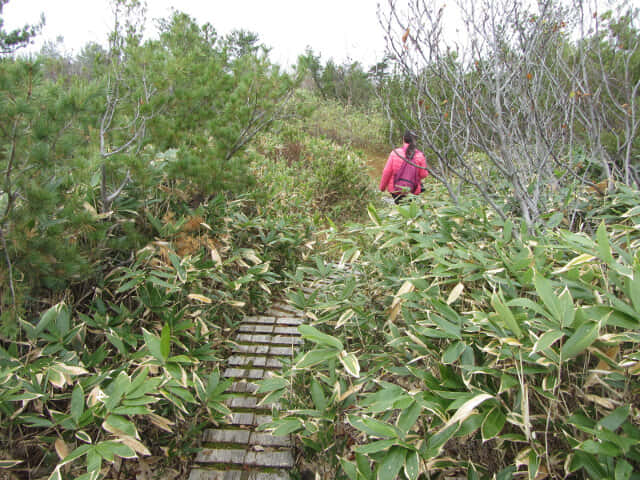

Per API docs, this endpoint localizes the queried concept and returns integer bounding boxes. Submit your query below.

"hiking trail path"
[189,275,337,480]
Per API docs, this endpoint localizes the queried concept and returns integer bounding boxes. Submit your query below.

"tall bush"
[379,0,640,229]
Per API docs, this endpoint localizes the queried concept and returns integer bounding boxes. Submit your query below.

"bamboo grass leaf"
[298,324,343,350]
[404,449,420,480]
[491,291,522,339]
[339,350,360,378]
[596,221,614,265]
[377,446,405,480]
[561,322,600,360]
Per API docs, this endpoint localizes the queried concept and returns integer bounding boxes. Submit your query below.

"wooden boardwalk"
[189,299,310,480]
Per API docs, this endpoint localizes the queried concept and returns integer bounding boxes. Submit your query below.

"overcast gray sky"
[3,0,388,68]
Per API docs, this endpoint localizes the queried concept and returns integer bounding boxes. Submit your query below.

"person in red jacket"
[379,130,429,204]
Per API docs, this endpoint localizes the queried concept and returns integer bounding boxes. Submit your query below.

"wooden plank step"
[272,326,300,336]
[203,429,291,447]
[195,448,294,468]
[243,316,278,324]
[227,381,259,394]
[232,345,297,356]
[223,368,266,380]
[235,334,303,346]
[189,469,290,480]
[229,356,283,369]
[272,317,303,326]
[239,324,275,334]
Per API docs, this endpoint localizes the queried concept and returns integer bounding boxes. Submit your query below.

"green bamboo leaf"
[496,465,517,480]
[349,415,401,439]
[396,400,421,436]
[104,372,130,412]
[270,417,304,436]
[71,383,85,423]
[598,406,630,432]
[36,303,61,336]
[442,341,466,364]
[298,324,343,350]
[615,459,633,480]
[257,376,288,393]
[596,221,614,265]
[147,275,179,291]
[310,379,327,411]
[491,291,522,338]
[160,323,171,363]
[426,423,458,456]
[54,303,71,337]
[503,220,513,242]
[507,298,547,318]
[142,328,165,364]
[558,288,576,329]
[481,406,506,441]
[629,275,640,313]
[87,448,101,475]
[354,439,396,455]
[528,449,540,480]
[7,392,43,402]
[259,389,286,408]
[429,314,461,339]
[18,414,54,428]
[377,446,405,480]
[404,449,419,480]
[75,431,92,444]
[356,453,373,479]
[116,277,143,293]
[534,272,562,326]
[444,393,493,429]
[112,406,152,415]
[532,330,564,354]
[128,368,150,396]
[296,348,338,369]
[561,322,599,360]
[361,383,406,411]
[581,439,621,457]
[102,415,138,438]
[95,440,136,460]
[340,458,359,480]
[106,330,127,355]
[0,459,23,468]
[58,444,91,466]
[166,385,196,403]
[169,251,187,283]
[339,351,360,378]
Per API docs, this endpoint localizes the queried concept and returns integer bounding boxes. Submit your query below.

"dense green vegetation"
[270,184,640,479]
[1,0,639,479]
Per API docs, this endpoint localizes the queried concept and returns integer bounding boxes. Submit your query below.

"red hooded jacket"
[379,143,428,194]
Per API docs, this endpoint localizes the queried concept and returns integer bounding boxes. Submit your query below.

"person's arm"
[379,153,395,191]
[417,151,429,180]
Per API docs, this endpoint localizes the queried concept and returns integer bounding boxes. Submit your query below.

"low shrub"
[262,184,640,480]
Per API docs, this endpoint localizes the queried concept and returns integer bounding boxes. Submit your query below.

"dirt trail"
[363,148,388,181]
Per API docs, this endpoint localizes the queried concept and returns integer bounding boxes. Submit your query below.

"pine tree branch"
[105,170,132,205]
[0,225,16,310]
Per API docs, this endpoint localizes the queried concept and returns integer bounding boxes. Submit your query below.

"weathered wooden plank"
[188,469,244,480]
[244,450,295,468]
[202,429,250,445]
[195,448,246,465]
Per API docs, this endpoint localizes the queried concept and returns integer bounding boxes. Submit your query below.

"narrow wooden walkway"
[189,298,311,480]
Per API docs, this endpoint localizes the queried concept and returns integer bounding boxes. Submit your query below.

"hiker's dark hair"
[403,130,416,160]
